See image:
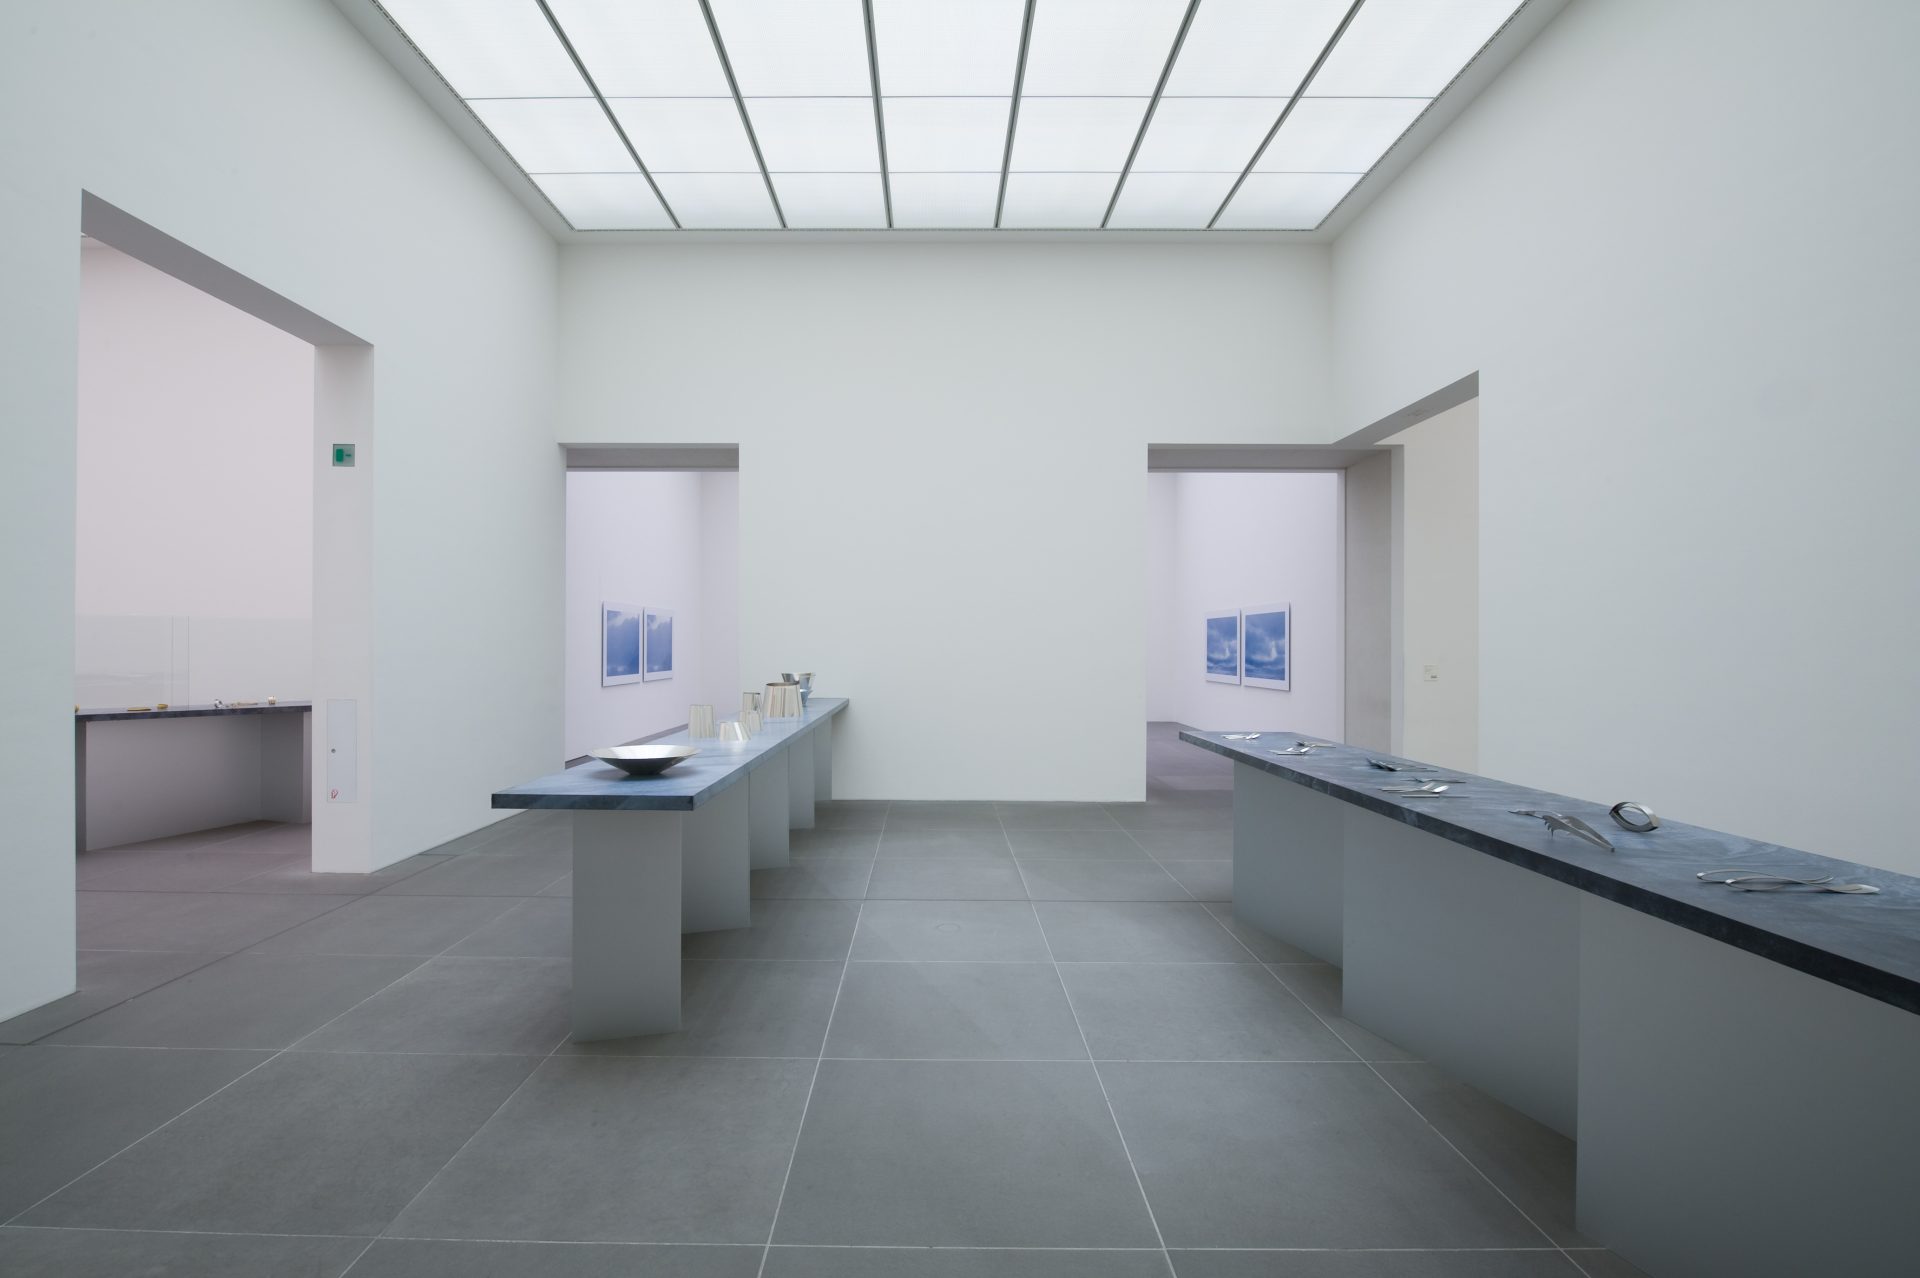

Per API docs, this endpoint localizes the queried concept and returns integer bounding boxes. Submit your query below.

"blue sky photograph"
[603,608,640,678]
[1206,614,1240,677]
[1244,608,1289,681]
[644,609,674,676]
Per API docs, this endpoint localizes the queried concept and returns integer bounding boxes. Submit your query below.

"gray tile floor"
[0,725,1647,1276]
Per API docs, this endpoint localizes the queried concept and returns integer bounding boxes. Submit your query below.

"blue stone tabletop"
[1182,729,1920,1018]
[493,697,847,812]
[77,700,313,722]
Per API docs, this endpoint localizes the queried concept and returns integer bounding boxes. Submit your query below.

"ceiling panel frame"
[860,0,895,227]
[993,0,1040,228]
[696,0,787,227]
[1207,0,1367,229]
[1100,0,1202,228]
[532,0,678,227]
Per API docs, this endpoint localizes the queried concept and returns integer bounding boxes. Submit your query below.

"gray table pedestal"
[1232,764,1345,964]
[1342,805,1580,1137]
[679,780,751,934]
[813,714,834,800]
[749,752,791,869]
[571,810,683,1040]
[786,730,815,830]
[1578,896,1920,1278]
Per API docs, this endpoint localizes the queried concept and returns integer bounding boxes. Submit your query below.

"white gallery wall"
[560,244,1333,801]
[1146,472,1345,741]
[1384,401,1479,771]
[1332,0,1920,872]
[0,0,560,1021]
[564,470,740,759]
[77,241,315,707]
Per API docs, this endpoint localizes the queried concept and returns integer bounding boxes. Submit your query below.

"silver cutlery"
[1510,808,1615,852]
[1223,733,1261,741]
[1382,781,1457,795]
[1696,869,1880,894]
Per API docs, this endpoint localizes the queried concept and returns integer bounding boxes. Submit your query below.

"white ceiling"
[356,0,1557,237]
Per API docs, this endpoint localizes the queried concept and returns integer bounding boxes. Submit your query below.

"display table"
[75,701,313,852]
[1184,730,1920,1278]
[493,697,846,1041]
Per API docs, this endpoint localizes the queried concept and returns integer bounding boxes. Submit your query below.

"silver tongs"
[1696,868,1880,894]
[1511,808,1615,852]
[1381,780,1465,796]
[1269,741,1328,756]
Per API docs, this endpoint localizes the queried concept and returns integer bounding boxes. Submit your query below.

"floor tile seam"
[855,804,884,902]
[1232,940,1570,1258]
[358,960,579,1258]
[362,891,563,900]
[276,891,533,1057]
[275,1046,566,1059]
[754,901,863,1278]
[9,949,239,1045]
[220,846,449,894]
[78,887,361,899]
[0,1040,289,1228]
[1111,823,1204,903]
[41,889,392,1045]
[1023,884,1176,1276]
[0,1223,376,1240]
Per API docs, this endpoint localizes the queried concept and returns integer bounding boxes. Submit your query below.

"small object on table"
[1269,742,1323,756]
[743,710,762,736]
[126,706,153,713]
[1510,808,1615,852]
[742,690,761,716]
[589,744,701,777]
[1609,801,1659,832]
[1223,733,1261,741]
[688,704,717,738]
[1695,868,1880,894]
[764,682,803,718]
[266,696,277,706]
[155,702,169,710]
[717,720,750,743]
[1367,758,1420,771]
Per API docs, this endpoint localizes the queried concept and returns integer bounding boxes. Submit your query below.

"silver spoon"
[1382,781,1456,794]
[1696,869,1832,885]
[1697,869,1879,894]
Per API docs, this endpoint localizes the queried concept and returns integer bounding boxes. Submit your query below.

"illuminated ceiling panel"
[371,0,1531,231]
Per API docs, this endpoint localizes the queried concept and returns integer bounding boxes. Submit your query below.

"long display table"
[494,697,845,1041]
[1183,729,1919,1278]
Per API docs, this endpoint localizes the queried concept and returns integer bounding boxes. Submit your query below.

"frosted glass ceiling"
[376,0,1526,231]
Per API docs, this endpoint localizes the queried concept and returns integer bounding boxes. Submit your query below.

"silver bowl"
[590,744,700,777]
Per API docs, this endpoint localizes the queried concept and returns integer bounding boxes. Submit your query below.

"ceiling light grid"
[373,0,1528,233]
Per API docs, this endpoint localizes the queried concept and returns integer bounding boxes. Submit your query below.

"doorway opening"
[561,445,741,766]
[1144,383,1481,808]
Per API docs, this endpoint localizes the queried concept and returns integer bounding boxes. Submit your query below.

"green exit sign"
[332,444,355,467]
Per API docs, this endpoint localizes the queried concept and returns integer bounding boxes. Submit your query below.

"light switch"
[1422,664,1440,682]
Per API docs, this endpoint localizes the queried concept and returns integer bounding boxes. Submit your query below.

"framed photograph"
[1242,603,1291,691]
[643,607,675,682]
[1205,609,1242,685]
[601,603,643,686]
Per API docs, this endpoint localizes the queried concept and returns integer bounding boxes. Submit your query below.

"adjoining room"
[3,4,1916,1277]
